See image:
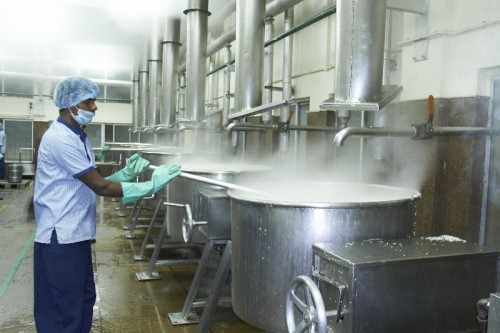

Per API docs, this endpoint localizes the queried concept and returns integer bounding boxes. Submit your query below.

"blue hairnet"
[53,76,99,110]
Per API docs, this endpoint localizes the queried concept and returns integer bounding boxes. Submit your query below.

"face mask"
[70,107,95,126]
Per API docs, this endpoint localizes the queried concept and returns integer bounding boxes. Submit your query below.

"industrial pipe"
[132,74,140,131]
[227,122,341,133]
[279,7,294,152]
[162,18,181,127]
[333,126,500,146]
[204,5,337,77]
[147,18,162,129]
[222,44,232,126]
[262,17,274,124]
[184,0,210,122]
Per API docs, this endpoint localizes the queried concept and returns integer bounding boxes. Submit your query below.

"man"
[0,122,6,180]
[33,76,181,333]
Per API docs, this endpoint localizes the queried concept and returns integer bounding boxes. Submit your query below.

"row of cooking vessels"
[104,145,421,333]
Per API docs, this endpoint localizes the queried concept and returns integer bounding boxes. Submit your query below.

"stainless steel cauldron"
[166,163,270,243]
[228,182,421,333]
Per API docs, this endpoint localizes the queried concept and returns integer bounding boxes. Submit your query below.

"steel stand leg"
[122,201,139,230]
[135,207,170,280]
[125,200,144,239]
[134,197,165,261]
[196,241,232,333]
[168,240,229,325]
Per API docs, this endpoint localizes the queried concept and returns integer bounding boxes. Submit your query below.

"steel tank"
[7,164,23,183]
[228,182,421,333]
[166,163,270,243]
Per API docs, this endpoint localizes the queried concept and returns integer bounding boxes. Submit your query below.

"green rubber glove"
[98,144,110,161]
[0,153,3,160]
[121,164,181,204]
[106,153,150,182]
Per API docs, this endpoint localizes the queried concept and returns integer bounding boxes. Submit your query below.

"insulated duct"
[232,0,265,153]
[184,0,210,122]
[326,0,390,108]
[138,50,148,129]
[162,18,181,127]
[234,0,265,116]
[132,73,140,131]
[147,18,162,128]
[336,0,387,103]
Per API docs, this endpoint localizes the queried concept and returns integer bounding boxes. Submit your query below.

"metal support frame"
[168,239,231,326]
[133,196,167,261]
[122,200,140,230]
[135,201,201,281]
[194,241,232,333]
[124,196,164,239]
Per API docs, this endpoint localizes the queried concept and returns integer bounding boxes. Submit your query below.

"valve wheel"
[286,275,327,333]
[181,205,194,243]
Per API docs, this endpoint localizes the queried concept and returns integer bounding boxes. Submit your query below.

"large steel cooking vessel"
[166,163,270,243]
[228,182,421,333]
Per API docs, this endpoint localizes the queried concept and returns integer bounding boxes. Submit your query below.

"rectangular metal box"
[313,238,500,333]
[196,189,231,241]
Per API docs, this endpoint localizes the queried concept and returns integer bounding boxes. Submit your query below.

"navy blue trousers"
[34,230,96,333]
[0,157,4,179]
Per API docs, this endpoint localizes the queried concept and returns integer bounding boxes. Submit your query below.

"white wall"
[0,95,132,124]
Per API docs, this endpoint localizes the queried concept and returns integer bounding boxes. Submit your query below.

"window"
[3,119,33,162]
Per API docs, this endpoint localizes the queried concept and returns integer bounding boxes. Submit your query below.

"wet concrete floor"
[0,181,263,333]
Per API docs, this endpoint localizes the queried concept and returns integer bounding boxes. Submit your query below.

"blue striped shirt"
[34,117,97,244]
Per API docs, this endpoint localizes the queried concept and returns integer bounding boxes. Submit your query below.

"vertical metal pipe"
[335,0,388,103]
[383,9,393,86]
[132,73,140,131]
[147,18,162,129]
[279,8,294,152]
[184,0,210,122]
[233,0,265,152]
[235,0,265,115]
[162,18,181,127]
[207,57,216,109]
[222,44,232,126]
[206,57,217,127]
[177,73,186,120]
[262,17,274,124]
[139,57,148,129]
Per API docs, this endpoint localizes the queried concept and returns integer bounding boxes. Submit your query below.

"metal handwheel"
[286,275,328,333]
[181,204,207,243]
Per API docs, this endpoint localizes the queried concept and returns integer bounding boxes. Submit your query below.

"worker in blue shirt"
[33,76,181,333]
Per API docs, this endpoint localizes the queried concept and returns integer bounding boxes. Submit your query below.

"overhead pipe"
[320,0,400,126]
[262,17,275,124]
[147,18,162,133]
[184,0,210,123]
[178,0,314,75]
[228,122,341,133]
[177,73,187,120]
[335,0,387,104]
[206,57,218,128]
[334,95,500,145]
[132,73,140,131]
[138,47,149,130]
[161,17,181,127]
[221,44,232,126]
[279,8,294,152]
[334,126,500,146]
[204,5,337,77]
[232,0,266,152]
